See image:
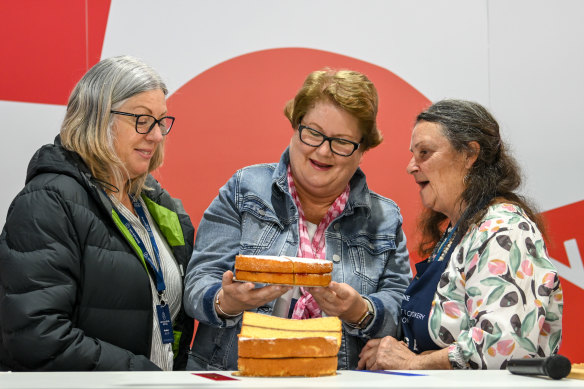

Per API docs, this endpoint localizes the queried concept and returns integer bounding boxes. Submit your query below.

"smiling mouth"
[136,149,153,158]
[310,159,332,169]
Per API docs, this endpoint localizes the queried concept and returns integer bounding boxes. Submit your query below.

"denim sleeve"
[183,172,243,328]
[344,221,412,339]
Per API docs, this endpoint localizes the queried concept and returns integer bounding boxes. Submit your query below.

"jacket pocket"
[347,234,396,293]
[239,198,282,253]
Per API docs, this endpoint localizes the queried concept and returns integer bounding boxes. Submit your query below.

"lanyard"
[116,195,166,294]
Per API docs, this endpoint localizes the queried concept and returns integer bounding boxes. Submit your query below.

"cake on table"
[237,311,342,377]
[569,363,584,380]
[234,254,333,286]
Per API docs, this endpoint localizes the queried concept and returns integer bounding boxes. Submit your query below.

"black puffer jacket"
[0,137,194,371]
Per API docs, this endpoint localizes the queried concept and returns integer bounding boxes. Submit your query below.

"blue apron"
[401,229,458,353]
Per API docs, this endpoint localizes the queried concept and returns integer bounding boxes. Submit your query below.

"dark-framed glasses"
[298,124,360,157]
[110,110,175,135]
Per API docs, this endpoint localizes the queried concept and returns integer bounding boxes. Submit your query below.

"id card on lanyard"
[116,195,174,344]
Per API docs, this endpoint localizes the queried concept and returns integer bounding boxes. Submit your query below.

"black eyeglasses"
[298,124,361,157]
[111,110,175,135]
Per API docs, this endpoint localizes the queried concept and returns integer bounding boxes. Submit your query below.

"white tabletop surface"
[0,370,582,389]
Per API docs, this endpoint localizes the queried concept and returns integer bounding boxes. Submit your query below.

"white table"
[0,370,582,389]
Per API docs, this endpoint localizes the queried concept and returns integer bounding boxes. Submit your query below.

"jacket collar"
[28,136,174,220]
[29,136,193,270]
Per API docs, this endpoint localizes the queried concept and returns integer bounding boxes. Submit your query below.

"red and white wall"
[1,0,583,362]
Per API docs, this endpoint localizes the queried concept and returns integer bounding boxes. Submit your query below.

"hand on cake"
[307,282,368,323]
[217,270,292,318]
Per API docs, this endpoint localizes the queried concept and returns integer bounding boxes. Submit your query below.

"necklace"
[435,237,454,262]
[431,224,458,262]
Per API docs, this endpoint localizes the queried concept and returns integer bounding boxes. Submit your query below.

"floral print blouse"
[428,203,563,369]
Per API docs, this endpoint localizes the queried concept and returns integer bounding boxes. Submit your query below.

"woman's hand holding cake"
[215,271,292,318]
[307,282,369,324]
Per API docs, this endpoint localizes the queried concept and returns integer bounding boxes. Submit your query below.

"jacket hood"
[26,135,93,187]
[26,136,172,204]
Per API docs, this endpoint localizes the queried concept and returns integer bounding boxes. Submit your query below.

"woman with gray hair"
[0,56,194,371]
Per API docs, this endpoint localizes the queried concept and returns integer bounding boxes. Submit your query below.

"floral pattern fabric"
[429,203,563,369]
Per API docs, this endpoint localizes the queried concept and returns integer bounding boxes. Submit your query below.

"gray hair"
[60,55,167,195]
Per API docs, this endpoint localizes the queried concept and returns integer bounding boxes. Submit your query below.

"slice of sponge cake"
[237,356,338,377]
[234,255,333,286]
[239,311,342,347]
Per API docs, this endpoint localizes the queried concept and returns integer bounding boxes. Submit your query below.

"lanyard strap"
[116,195,166,293]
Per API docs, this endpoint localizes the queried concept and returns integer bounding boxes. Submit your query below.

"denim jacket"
[183,148,412,370]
